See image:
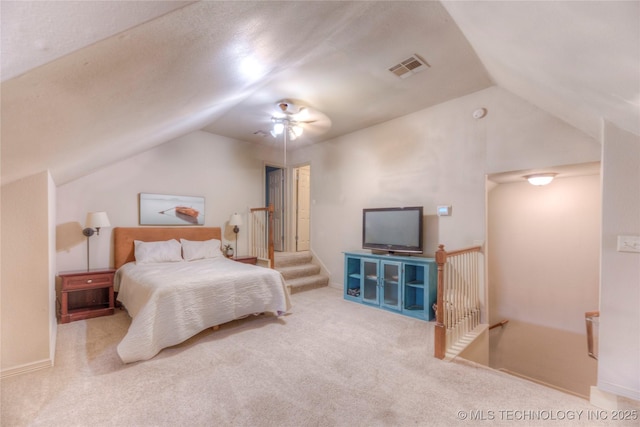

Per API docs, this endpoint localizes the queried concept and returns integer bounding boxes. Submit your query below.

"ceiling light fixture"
[267,100,330,166]
[524,173,557,186]
[271,118,303,141]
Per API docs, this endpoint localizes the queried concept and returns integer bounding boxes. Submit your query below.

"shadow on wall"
[56,222,84,252]
[489,319,597,398]
[424,214,439,256]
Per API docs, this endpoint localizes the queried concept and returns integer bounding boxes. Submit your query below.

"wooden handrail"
[489,319,509,330]
[443,245,483,257]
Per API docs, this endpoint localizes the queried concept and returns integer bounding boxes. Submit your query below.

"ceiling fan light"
[292,125,303,137]
[272,122,284,135]
[288,128,297,141]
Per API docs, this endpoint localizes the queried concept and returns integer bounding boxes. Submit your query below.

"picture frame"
[139,193,205,226]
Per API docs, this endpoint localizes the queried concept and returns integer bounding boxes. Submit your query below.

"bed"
[113,227,291,363]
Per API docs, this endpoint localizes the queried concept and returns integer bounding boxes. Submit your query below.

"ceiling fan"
[268,99,331,141]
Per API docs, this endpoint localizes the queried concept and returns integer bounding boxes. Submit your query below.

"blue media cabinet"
[344,251,437,321]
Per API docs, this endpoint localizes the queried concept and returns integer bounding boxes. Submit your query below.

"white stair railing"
[434,244,482,359]
[249,205,274,268]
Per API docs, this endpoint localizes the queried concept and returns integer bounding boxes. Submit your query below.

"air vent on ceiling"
[389,54,430,79]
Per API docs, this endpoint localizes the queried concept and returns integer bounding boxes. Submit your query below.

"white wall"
[56,131,278,271]
[288,86,600,285]
[1,171,56,374]
[598,122,640,401]
[487,174,601,397]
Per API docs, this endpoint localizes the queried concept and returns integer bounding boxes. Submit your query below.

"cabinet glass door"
[381,261,402,311]
[361,259,379,304]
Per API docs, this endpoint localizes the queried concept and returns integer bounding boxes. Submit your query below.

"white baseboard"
[591,385,640,409]
[1,358,52,379]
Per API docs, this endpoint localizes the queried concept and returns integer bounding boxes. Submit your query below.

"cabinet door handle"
[87,279,93,284]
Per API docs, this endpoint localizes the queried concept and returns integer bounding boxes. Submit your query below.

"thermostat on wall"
[437,205,452,216]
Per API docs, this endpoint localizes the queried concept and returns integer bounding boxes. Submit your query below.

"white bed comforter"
[115,257,290,363]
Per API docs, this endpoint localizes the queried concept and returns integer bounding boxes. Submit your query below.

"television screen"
[362,206,423,254]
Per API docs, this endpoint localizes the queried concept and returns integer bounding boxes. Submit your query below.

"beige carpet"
[1,287,636,426]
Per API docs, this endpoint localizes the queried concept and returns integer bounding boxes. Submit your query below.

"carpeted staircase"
[274,251,329,293]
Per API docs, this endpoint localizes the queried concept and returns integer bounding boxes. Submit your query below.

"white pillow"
[134,239,183,264]
[180,238,223,261]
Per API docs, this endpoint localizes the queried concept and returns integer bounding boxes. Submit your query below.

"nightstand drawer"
[63,274,113,290]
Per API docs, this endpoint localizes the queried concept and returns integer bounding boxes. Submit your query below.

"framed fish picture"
[139,193,205,226]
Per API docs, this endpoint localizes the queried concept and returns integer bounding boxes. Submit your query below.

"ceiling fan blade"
[298,114,332,137]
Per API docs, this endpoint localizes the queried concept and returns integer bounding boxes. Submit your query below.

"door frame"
[293,163,311,252]
[264,161,312,253]
[263,164,288,252]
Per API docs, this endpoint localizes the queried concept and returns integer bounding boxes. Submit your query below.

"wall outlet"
[617,235,640,253]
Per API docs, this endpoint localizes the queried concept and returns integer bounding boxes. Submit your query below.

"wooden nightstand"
[233,255,258,265]
[58,268,115,323]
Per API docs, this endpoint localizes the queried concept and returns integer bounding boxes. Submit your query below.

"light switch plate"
[617,235,640,253]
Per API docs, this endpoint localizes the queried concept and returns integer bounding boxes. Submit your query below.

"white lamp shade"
[86,211,111,228]
[229,213,242,226]
[229,213,242,225]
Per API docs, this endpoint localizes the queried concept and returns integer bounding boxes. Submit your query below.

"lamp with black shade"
[83,211,111,271]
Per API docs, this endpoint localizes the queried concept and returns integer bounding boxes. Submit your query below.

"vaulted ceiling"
[2,1,638,186]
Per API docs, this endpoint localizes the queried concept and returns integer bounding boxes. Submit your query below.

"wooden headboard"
[113,227,222,269]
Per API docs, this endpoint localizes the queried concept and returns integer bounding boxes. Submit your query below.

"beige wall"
[56,131,279,271]
[288,86,600,286]
[1,171,56,373]
[599,122,640,401]
[487,174,601,397]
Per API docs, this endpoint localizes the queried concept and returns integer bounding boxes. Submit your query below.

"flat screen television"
[362,206,423,254]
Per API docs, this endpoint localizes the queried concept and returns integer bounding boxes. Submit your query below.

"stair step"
[274,251,328,294]
[278,263,321,280]
[286,274,329,294]
[274,251,312,268]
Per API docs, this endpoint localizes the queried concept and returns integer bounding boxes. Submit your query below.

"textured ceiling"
[1,1,638,186]
[1,1,195,81]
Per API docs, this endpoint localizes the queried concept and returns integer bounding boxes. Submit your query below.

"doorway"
[265,164,312,253]
[486,168,600,397]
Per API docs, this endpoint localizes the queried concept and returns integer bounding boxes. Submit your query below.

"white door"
[268,168,285,251]
[296,165,311,251]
